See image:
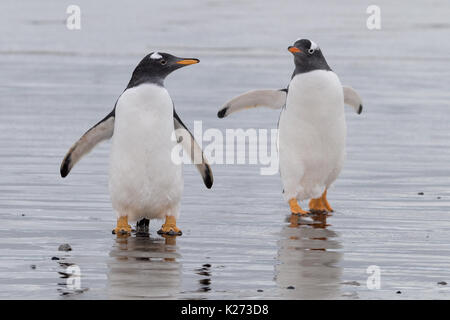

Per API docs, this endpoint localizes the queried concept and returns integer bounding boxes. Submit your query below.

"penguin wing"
[217,89,287,118]
[173,110,213,189]
[343,86,363,114]
[60,109,115,177]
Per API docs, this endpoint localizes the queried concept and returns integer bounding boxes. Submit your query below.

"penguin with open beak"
[217,39,362,215]
[61,52,213,236]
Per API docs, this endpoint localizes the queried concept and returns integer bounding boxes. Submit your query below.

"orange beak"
[288,46,301,53]
[176,59,200,65]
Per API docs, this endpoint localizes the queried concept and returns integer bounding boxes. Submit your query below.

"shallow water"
[0,0,450,299]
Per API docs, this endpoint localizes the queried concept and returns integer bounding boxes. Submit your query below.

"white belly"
[279,70,346,201]
[109,84,183,221]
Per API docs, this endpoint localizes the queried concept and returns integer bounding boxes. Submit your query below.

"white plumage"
[217,39,362,214]
[109,84,183,222]
[150,52,162,59]
[279,70,346,201]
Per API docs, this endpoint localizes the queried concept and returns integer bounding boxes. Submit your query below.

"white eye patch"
[308,41,318,54]
[150,52,162,60]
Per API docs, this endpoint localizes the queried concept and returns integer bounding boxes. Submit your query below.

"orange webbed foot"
[157,216,182,236]
[112,216,132,237]
[289,198,309,215]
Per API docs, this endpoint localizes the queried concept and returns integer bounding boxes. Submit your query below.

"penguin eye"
[160,59,167,65]
[308,48,315,54]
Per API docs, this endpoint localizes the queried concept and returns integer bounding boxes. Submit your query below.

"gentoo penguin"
[61,52,213,236]
[217,39,362,215]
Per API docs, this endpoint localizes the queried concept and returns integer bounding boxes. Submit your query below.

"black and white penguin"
[217,39,362,215]
[61,52,213,236]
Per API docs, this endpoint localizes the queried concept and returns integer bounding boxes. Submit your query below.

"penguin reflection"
[275,213,342,299]
[107,234,181,299]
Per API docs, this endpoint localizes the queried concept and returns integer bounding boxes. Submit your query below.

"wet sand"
[0,0,449,299]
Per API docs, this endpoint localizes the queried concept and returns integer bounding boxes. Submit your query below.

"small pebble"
[396,291,402,294]
[30,265,36,269]
[437,281,447,285]
[203,264,211,268]
[58,244,72,252]
[437,197,441,199]
[418,192,424,195]
[21,214,26,216]
[199,279,211,285]
[257,289,264,292]
[341,292,358,298]
[287,286,295,290]
[51,257,60,261]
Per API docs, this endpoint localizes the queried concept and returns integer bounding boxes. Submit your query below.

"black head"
[288,39,331,76]
[127,52,199,88]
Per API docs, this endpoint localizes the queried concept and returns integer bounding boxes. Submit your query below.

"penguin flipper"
[60,109,115,178]
[173,110,213,189]
[217,89,287,118]
[343,86,363,114]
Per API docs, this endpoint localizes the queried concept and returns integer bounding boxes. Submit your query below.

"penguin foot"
[321,189,334,212]
[309,189,334,213]
[112,216,132,237]
[136,218,150,236]
[157,216,182,236]
[289,198,309,215]
[309,198,327,213]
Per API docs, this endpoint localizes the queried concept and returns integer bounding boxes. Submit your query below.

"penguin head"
[127,52,199,88]
[287,39,331,74]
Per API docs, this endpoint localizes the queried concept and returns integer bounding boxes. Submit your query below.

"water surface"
[0,0,449,299]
